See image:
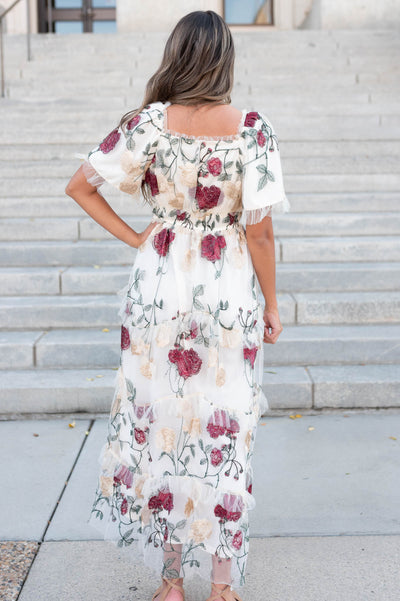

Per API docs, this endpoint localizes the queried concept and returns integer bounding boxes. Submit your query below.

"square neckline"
[161,101,247,142]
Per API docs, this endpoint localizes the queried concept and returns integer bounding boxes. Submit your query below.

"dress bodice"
[81,101,290,232]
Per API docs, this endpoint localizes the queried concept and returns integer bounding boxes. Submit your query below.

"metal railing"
[0,0,32,98]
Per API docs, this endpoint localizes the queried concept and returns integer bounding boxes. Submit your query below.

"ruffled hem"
[242,193,291,226]
[87,420,255,588]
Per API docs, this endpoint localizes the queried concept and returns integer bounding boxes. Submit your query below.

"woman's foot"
[152,576,184,601]
[205,583,243,601]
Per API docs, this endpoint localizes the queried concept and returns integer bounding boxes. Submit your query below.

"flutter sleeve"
[74,106,162,202]
[241,111,290,226]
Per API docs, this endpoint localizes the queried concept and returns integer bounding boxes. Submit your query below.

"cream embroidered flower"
[120,150,144,177]
[184,497,194,517]
[99,475,113,497]
[189,519,213,543]
[180,165,198,188]
[140,357,155,379]
[140,505,151,526]
[181,248,196,271]
[184,417,201,437]
[156,427,176,453]
[119,176,141,196]
[223,180,242,209]
[135,476,146,499]
[221,327,242,348]
[245,429,252,451]
[208,346,218,368]
[155,322,171,347]
[216,366,226,387]
[131,337,150,355]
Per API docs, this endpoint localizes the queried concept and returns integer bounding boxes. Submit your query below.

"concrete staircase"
[0,30,399,415]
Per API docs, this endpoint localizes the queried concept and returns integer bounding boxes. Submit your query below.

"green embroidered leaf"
[256,164,268,174]
[267,170,275,182]
[257,175,268,192]
[176,519,186,529]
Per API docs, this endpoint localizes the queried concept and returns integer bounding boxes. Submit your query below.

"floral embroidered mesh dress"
[84,101,290,588]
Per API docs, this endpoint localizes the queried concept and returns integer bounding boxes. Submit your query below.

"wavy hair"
[118,10,235,133]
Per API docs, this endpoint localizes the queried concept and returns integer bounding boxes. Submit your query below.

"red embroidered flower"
[176,210,187,221]
[211,448,223,466]
[133,404,144,419]
[121,497,128,515]
[214,504,227,520]
[206,409,239,439]
[148,488,174,513]
[153,228,175,256]
[113,464,133,488]
[163,525,169,541]
[201,234,226,263]
[257,130,266,147]
[244,112,259,127]
[223,493,244,521]
[247,483,253,494]
[134,427,146,445]
[121,326,130,350]
[243,346,258,368]
[148,495,163,511]
[159,489,174,512]
[126,115,140,130]
[227,213,237,225]
[99,128,120,153]
[232,530,243,549]
[195,184,221,209]
[207,157,222,176]
[168,347,202,379]
[144,170,159,196]
[226,419,240,436]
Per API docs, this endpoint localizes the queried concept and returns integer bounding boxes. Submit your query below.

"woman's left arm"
[65,165,156,249]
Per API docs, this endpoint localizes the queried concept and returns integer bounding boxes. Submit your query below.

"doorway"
[38,0,116,33]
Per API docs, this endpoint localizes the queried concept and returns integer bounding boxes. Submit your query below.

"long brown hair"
[118,10,235,133]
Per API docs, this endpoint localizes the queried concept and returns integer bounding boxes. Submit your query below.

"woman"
[66,10,289,601]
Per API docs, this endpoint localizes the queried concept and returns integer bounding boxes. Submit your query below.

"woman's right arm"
[246,216,283,344]
[65,165,157,248]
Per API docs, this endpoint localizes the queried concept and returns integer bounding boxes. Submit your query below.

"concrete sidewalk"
[1,411,399,600]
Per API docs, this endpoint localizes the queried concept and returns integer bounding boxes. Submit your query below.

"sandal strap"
[209,584,231,601]
[210,583,244,601]
[163,577,185,595]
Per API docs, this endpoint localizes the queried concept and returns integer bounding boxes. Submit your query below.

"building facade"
[2,0,399,34]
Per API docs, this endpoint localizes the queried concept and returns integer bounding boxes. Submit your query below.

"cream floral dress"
[82,101,290,588]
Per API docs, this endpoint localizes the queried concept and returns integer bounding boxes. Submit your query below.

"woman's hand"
[133,221,158,248]
[263,307,283,344]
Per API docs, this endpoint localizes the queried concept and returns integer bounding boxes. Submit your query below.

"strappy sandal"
[209,583,244,601]
[151,576,185,601]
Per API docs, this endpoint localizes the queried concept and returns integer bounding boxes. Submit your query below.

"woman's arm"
[65,165,157,249]
[246,216,283,344]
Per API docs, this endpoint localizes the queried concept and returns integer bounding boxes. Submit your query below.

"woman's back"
[164,103,244,139]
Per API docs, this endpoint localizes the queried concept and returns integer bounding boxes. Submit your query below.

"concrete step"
[280,235,400,262]
[0,240,136,266]
[2,262,399,297]
[294,290,400,324]
[2,323,399,371]
[0,363,398,414]
[263,324,400,366]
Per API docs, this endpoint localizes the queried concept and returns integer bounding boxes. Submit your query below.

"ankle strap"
[163,577,184,594]
[210,584,231,601]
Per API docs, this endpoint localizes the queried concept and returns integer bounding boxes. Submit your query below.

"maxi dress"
[82,101,290,588]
